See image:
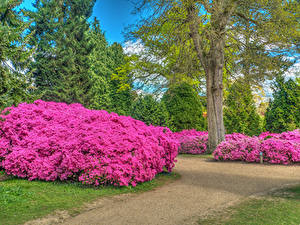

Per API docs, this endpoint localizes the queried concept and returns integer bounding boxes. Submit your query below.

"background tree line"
[0,0,299,143]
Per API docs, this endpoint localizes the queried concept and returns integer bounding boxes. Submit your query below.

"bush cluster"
[173,130,208,154]
[213,130,300,164]
[174,129,300,165]
[0,100,179,186]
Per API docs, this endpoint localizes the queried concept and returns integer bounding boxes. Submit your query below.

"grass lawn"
[178,154,214,159]
[198,185,300,225]
[0,171,179,225]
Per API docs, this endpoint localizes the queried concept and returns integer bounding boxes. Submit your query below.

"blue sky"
[20,0,137,44]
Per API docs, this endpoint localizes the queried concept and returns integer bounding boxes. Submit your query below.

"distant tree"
[87,18,113,110]
[109,43,133,115]
[224,79,262,136]
[162,83,205,131]
[85,20,134,113]
[265,76,300,133]
[131,94,171,127]
[29,0,96,105]
[0,0,34,109]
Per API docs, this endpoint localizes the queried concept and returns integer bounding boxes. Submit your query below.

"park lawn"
[0,171,179,225]
[178,154,214,159]
[198,185,300,225]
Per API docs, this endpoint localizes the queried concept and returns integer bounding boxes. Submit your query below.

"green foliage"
[29,1,133,113]
[265,76,300,133]
[131,95,171,127]
[0,0,35,109]
[224,79,262,136]
[30,0,96,106]
[127,0,299,92]
[162,83,205,131]
[87,18,113,110]
[108,43,133,115]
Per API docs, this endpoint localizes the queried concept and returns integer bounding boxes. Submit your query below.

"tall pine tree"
[87,18,113,110]
[30,0,96,105]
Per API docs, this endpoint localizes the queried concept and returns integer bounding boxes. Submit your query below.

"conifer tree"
[30,0,96,105]
[224,79,262,136]
[0,0,34,109]
[162,83,205,131]
[87,18,113,110]
[131,95,171,127]
[265,76,300,133]
[108,43,133,115]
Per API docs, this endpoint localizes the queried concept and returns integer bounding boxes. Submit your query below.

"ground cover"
[0,172,179,225]
[198,185,300,225]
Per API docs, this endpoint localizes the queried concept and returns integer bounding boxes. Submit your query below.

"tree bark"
[206,38,225,152]
[187,2,227,152]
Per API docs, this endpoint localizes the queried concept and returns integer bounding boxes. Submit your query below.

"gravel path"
[59,156,300,225]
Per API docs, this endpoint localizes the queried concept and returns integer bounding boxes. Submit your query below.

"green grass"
[0,172,179,225]
[178,153,214,159]
[198,185,300,225]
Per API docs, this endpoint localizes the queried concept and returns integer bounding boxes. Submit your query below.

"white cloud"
[284,61,300,79]
[123,40,145,56]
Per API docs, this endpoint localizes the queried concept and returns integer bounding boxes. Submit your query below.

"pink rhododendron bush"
[173,130,248,155]
[172,130,208,154]
[0,100,179,186]
[213,130,300,164]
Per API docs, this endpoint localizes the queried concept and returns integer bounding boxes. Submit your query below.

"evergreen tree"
[265,76,300,133]
[162,83,205,131]
[30,0,96,105]
[87,18,112,110]
[108,43,133,115]
[0,0,34,109]
[131,95,171,127]
[224,79,262,136]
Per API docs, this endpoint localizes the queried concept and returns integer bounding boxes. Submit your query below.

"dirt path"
[58,156,300,225]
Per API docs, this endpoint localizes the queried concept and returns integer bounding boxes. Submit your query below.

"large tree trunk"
[187,1,229,152]
[206,39,225,152]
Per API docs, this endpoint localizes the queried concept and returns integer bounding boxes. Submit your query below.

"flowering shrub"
[214,130,300,164]
[173,130,249,155]
[172,130,208,154]
[0,100,179,186]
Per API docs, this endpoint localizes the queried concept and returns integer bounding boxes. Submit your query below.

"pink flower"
[0,100,179,186]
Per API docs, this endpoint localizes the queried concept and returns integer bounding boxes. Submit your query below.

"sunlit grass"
[0,171,179,225]
[198,185,300,225]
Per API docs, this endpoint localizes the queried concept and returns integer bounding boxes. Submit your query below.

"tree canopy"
[126,0,299,151]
